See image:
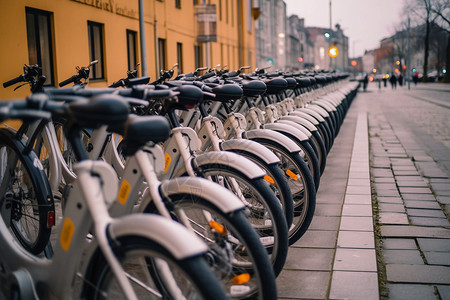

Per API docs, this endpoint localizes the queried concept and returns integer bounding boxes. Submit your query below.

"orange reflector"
[209,220,227,236]
[264,174,275,184]
[286,170,299,180]
[232,273,251,285]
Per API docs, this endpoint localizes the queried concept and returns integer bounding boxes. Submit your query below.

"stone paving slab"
[423,251,450,266]
[329,271,378,300]
[437,285,450,299]
[308,216,340,231]
[399,187,433,194]
[383,249,424,264]
[410,217,450,227]
[276,270,329,299]
[382,238,417,250]
[401,194,437,201]
[387,283,438,300]
[377,189,402,197]
[291,230,337,248]
[417,238,450,251]
[373,177,396,183]
[404,201,442,209]
[339,216,374,231]
[406,208,447,218]
[314,204,342,216]
[341,204,372,216]
[379,203,406,212]
[333,248,377,271]
[344,194,372,204]
[283,247,334,271]
[386,264,450,284]
[380,225,450,239]
[379,212,409,225]
[377,196,404,204]
[337,231,375,249]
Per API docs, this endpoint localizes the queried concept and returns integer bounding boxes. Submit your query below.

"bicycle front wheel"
[0,128,54,254]
[83,235,228,300]
[145,193,278,299]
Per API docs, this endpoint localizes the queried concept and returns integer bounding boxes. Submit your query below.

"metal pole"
[329,0,332,29]
[203,0,210,68]
[155,19,159,75]
[138,0,147,76]
[407,16,411,90]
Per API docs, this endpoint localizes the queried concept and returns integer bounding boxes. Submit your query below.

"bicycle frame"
[0,158,208,299]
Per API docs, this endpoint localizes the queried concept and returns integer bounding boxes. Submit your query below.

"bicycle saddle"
[109,114,171,147]
[241,80,267,97]
[284,77,297,90]
[211,84,243,102]
[264,77,288,95]
[314,76,327,85]
[296,77,311,88]
[68,94,129,128]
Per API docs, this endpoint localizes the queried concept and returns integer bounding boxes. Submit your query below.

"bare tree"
[431,0,450,82]
[405,0,439,81]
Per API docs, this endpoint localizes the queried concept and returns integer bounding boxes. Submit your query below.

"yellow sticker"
[164,153,171,173]
[118,180,131,205]
[60,217,74,251]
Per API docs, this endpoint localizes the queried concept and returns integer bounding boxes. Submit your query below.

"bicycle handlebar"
[59,75,79,87]
[3,75,25,88]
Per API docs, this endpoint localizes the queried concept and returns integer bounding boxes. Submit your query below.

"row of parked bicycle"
[0,61,359,299]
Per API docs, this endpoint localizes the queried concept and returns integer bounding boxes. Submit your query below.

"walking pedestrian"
[398,73,403,86]
[363,74,369,92]
[389,74,397,89]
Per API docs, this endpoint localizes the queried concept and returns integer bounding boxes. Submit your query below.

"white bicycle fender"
[296,108,326,122]
[159,176,245,213]
[220,139,281,165]
[264,122,310,141]
[289,111,320,125]
[192,151,266,179]
[279,115,318,132]
[108,214,208,259]
[243,128,302,153]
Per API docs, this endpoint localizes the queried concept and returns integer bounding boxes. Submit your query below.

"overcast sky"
[283,0,406,57]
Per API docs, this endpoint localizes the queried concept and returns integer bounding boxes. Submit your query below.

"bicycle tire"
[0,128,54,254]
[82,235,229,300]
[310,129,327,175]
[145,194,279,298]
[223,148,294,228]
[250,138,316,246]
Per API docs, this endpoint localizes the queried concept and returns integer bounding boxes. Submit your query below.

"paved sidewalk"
[277,82,450,299]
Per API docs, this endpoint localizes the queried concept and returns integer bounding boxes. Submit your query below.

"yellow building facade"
[0,0,258,100]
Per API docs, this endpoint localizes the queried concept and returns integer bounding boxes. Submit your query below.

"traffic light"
[298,57,303,62]
[351,60,357,66]
[324,32,330,39]
[328,46,338,58]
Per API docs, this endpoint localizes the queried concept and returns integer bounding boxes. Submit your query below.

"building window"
[175,0,181,9]
[247,0,252,31]
[320,47,325,59]
[176,42,183,74]
[158,38,167,72]
[219,0,222,21]
[126,30,137,72]
[194,44,202,69]
[25,7,54,86]
[87,21,105,80]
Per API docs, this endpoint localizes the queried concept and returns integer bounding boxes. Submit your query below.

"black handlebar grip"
[3,75,25,88]
[59,75,78,87]
[109,80,125,88]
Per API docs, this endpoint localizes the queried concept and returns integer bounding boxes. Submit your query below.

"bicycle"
[0,92,229,299]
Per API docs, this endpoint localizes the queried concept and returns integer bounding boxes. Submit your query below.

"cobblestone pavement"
[366,82,450,300]
[278,82,450,299]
